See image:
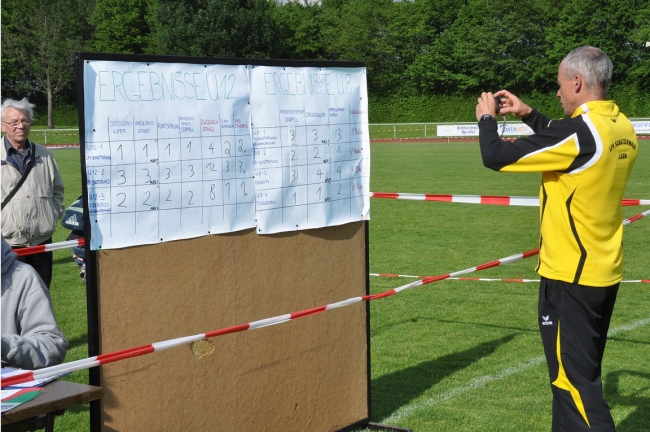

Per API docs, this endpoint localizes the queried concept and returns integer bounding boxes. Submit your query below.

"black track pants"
[538,277,619,432]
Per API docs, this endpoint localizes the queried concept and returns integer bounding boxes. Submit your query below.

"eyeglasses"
[2,119,32,128]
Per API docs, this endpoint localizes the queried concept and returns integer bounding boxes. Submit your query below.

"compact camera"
[494,96,503,114]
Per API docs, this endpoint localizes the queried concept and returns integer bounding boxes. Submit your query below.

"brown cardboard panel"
[97,222,368,431]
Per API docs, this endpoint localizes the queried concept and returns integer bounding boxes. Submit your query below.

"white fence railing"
[370,119,650,139]
[14,118,650,144]
[25,128,79,144]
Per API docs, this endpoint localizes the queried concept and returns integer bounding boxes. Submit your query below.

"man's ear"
[573,75,583,94]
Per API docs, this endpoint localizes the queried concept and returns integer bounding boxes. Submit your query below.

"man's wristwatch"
[480,114,494,122]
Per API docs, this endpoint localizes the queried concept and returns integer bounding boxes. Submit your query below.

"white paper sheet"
[249,66,370,234]
[83,61,255,249]
[83,60,370,248]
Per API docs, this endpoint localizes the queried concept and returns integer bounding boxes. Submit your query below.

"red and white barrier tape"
[11,209,648,259]
[13,239,85,257]
[370,192,539,206]
[622,199,650,206]
[1,246,543,388]
[3,205,647,387]
[623,209,650,226]
[370,275,650,283]
[369,209,649,281]
[13,202,650,256]
[370,192,650,207]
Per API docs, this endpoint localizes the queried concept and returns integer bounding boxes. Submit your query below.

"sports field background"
[28,121,649,144]
[46,139,649,431]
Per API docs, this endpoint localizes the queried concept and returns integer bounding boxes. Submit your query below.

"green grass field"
[46,140,649,431]
[29,127,80,146]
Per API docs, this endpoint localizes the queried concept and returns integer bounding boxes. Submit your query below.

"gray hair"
[562,46,613,98]
[1,98,35,122]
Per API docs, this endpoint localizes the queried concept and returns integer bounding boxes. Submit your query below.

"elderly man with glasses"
[1,98,64,289]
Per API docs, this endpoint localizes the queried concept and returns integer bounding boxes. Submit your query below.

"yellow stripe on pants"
[551,321,590,427]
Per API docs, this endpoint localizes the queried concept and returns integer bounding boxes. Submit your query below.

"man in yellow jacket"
[476,46,638,431]
[1,98,65,289]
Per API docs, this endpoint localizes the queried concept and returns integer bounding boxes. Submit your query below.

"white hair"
[562,46,613,98]
[1,98,36,122]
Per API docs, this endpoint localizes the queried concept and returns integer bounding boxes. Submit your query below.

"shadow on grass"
[53,256,77,266]
[432,317,538,334]
[371,333,516,420]
[604,369,650,432]
[66,333,89,351]
[372,316,536,336]
[607,336,650,347]
[62,402,90,416]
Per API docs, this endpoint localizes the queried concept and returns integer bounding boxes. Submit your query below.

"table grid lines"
[84,62,369,247]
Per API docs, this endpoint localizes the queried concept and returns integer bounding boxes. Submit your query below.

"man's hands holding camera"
[476,90,533,121]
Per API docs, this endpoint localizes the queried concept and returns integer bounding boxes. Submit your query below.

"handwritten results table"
[83,61,370,249]
[249,66,369,233]
[84,113,255,248]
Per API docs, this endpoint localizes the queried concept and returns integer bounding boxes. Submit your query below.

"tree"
[90,0,152,54]
[271,1,326,60]
[146,0,278,58]
[405,0,551,96]
[319,0,415,96]
[629,1,650,92]
[407,0,470,58]
[1,0,89,128]
[545,0,644,90]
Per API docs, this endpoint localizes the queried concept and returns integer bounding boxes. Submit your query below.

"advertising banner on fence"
[632,121,650,134]
[438,121,650,137]
[437,123,534,137]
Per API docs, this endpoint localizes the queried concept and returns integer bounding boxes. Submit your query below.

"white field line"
[381,316,650,424]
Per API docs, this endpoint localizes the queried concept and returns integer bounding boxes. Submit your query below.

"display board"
[92,224,369,431]
[76,52,370,432]
[82,57,370,250]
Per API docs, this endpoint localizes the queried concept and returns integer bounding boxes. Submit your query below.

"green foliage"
[31,104,80,128]
[369,94,477,123]
[3,0,649,122]
[368,88,649,123]
[545,0,646,89]
[146,0,278,58]
[405,0,552,96]
[628,1,650,91]
[1,0,90,128]
[271,1,326,59]
[319,0,418,95]
[90,0,152,54]
[48,88,648,126]
[36,95,475,125]
[609,85,650,117]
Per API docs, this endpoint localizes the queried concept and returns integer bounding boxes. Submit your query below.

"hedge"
[34,88,649,128]
[31,104,80,128]
[368,86,650,123]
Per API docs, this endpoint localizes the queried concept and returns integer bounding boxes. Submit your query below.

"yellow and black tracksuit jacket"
[479,101,638,287]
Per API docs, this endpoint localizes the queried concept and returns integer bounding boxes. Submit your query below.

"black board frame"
[74,51,372,432]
